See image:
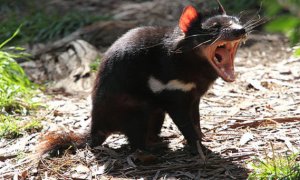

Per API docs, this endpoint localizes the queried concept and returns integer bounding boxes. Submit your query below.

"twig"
[126,155,137,168]
[152,170,160,180]
[127,161,220,175]
[229,116,300,129]
[39,158,69,179]
[224,152,255,160]
[0,157,32,175]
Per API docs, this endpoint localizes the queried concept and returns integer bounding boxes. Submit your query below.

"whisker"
[173,38,214,54]
[171,47,183,54]
[192,38,217,50]
[244,17,268,31]
[242,1,263,27]
[238,9,258,23]
[209,35,222,46]
[171,32,218,53]
[243,17,261,28]
[243,15,261,27]
[239,13,257,25]
[247,29,260,34]
[244,20,261,29]
[138,42,165,50]
[140,31,218,52]
[183,32,217,41]
[172,37,220,53]
[244,16,268,28]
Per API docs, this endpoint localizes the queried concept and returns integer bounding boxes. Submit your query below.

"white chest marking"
[148,76,196,93]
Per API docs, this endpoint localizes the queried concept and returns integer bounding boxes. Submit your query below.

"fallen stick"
[229,116,300,129]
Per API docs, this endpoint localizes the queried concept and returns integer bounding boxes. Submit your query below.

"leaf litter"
[1,33,300,179]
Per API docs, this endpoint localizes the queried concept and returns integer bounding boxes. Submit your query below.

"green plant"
[0,28,43,138]
[90,56,102,72]
[23,119,43,133]
[263,0,300,45]
[248,148,300,179]
[0,8,110,45]
[0,114,43,138]
[294,47,300,57]
[0,115,22,138]
[0,28,38,114]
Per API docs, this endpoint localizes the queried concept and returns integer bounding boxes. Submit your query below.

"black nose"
[221,28,246,41]
[232,28,246,38]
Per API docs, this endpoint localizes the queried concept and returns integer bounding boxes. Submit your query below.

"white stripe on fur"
[148,76,196,93]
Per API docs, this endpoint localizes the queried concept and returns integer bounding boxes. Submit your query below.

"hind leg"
[93,94,152,150]
[124,119,148,150]
[89,105,109,147]
[145,109,165,148]
[90,93,163,150]
[121,104,154,150]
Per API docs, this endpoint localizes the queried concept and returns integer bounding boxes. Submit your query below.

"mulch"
[1,32,299,179]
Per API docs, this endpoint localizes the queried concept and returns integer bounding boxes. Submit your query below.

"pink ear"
[179,6,198,33]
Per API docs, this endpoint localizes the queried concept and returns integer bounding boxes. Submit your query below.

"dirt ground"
[1,0,300,179]
[1,34,299,179]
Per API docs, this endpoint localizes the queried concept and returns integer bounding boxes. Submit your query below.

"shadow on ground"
[91,144,248,179]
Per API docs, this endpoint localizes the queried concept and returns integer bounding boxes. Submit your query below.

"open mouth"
[204,40,241,82]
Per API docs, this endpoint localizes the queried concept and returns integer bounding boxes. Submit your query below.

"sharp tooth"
[214,57,218,62]
[218,43,225,48]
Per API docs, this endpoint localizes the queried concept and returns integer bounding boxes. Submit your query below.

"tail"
[36,131,89,156]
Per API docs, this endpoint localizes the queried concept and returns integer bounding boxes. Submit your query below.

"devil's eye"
[211,22,221,29]
[202,20,221,30]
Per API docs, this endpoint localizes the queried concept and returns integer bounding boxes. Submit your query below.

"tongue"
[215,48,235,82]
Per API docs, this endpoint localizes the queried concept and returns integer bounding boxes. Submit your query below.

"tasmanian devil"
[38,0,266,155]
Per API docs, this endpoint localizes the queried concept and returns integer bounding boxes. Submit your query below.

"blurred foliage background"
[0,0,109,45]
[0,0,299,46]
[223,0,300,46]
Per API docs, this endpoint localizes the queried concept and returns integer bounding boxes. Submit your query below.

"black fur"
[90,4,250,152]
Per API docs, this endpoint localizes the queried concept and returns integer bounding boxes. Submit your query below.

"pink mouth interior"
[204,40,241,82]
[215,47,235,81]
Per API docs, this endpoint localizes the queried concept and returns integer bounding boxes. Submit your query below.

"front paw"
[145,136,168,152]
[188,140,212,157]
